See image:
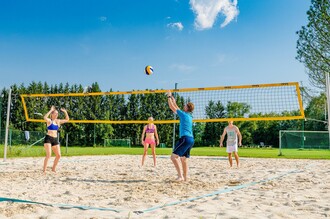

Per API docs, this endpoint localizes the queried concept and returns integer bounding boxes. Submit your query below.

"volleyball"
[145,65,154,75]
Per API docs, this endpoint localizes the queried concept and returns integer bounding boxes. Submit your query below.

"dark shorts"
[173,136,194,158]
[44,135,59,146]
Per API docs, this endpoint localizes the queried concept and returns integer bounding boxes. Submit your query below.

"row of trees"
[0,81,327,147]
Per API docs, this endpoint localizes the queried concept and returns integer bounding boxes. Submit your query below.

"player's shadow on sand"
[62,177,147,184]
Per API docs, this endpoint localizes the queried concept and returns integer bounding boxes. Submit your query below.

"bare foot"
[175,176,184,181]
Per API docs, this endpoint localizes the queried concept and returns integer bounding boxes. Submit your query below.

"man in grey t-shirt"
[219,121,242,168]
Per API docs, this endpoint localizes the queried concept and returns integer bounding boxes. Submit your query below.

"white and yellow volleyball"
[145,65,154,75]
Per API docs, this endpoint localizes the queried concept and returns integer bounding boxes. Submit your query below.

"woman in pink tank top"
[141,117,159,167]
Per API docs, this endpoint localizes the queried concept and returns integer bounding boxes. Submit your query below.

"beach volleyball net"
[20,82,304,124]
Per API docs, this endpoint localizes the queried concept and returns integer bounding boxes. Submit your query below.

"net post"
[301,119,305,149]
[4,88,12,162]
[278,130,283,156]
[0,93,2,143]
[93,124,96,146]
[9,129,12,149]
[172,83,178,149]
[326,73,330,149]
[66,133,69,154]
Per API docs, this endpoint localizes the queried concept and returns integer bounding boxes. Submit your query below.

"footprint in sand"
[228,180,241,186]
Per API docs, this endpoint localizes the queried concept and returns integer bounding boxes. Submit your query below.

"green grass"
[0,145,330,159]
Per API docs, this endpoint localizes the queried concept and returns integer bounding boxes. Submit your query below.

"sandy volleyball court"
[0,155,329,218]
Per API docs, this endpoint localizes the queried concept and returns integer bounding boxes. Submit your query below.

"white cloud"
[99,16,107,22]
[190,0,239,30]
[170,64,195,73]
[167,22,184,31]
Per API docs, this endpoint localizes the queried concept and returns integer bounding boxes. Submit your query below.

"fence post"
[66,133,68,154]
[278,130,282,156]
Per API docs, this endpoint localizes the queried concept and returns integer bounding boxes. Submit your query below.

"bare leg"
[171,153,183,180]
[51,145,61,172]
[233,151,239,167]
[141,143,149,166]
[228,153,233,167]
[180,157,189,181]
[43,144,52,173]
[151,144,156,167]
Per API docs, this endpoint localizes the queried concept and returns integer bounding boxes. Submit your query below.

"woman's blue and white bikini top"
[47,120,59,131]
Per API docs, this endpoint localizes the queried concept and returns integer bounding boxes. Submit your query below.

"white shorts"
[226,144,238,153]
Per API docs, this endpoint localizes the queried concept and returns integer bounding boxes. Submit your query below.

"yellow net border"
[21,82,304,124]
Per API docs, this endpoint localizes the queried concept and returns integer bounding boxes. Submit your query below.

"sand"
[0,155,329,218]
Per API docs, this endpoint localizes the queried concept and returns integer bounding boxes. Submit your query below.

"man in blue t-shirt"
[167,90,194,182]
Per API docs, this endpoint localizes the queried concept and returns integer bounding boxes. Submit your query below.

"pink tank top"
[145,125,155,134]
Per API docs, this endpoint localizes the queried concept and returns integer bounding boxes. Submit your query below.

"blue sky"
[0,0,311,92]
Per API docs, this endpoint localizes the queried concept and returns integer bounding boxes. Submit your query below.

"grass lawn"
[0,145,329,159]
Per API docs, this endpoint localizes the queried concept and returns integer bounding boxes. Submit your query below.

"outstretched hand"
[60,108,67,113]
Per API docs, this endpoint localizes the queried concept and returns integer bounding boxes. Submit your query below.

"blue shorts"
[173,136,194,158]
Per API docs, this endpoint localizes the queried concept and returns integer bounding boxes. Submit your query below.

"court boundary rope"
[0,197,121,212]
[0,167,306,215]
[133,168,303,214]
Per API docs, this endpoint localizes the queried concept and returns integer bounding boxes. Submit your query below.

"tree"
[84,82,102,146]
[226,101,250,118]
[251,113,280,147]
[202,100,226,145]
[249,111,303,147]
[126,92,142,145]
[193,122,205,146]
[296,0,330,89]
[304,93,328,130]
[226,102,252,145]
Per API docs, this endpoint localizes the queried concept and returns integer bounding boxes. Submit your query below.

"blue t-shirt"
[176,109,193,138]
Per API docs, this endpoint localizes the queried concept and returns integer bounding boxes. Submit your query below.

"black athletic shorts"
[44,135,59,146]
